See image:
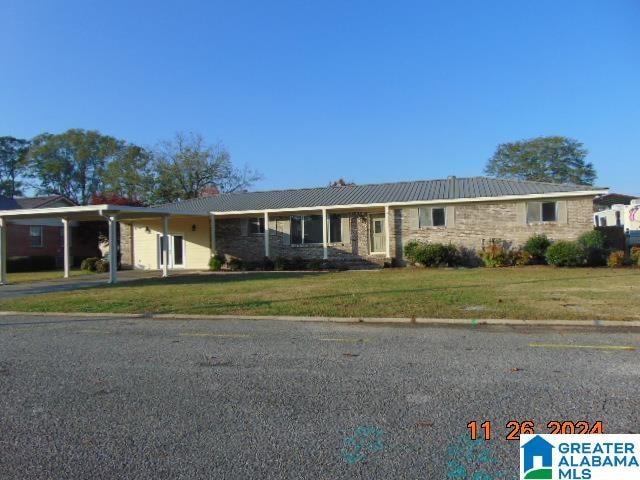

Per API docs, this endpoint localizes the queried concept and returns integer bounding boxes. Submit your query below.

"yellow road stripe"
[179,333,251,338]
[529,343,636,351]
[319,338,370,343]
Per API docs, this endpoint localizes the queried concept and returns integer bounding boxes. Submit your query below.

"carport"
[0,204,174,285]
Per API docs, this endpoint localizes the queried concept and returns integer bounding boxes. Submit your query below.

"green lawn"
[7,269,95,284]
[1,267,639,320]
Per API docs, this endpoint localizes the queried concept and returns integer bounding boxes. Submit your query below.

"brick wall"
[398,196,595,251]
[213,196,595,267]
[215,213,386,268]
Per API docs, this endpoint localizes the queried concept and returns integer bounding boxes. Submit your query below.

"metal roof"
[157,176,605,215]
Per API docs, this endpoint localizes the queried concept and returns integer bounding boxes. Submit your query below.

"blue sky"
[1,0,639,194]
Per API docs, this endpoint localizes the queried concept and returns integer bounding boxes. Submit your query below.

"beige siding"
[132,216,211,270]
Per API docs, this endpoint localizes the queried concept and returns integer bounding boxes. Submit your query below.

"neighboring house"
[0,195,100,266]
[118,176,605,270]
[593,197,640,249]
[593,193,637,212]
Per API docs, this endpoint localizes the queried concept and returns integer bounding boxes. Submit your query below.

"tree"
[151,132,261,203]
[28,129,121,205]
[484,136,596,185]
[0,136,30,197]
[101,144,154,204]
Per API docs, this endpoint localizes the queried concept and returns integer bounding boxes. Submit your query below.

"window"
[527,202,557,223]
[290,215,323,244]
[329,214,342,243]
[248,217,265,235]
[418,207,446,228]
[600,217,607,227]
[432,208,445,227]
[30,226,43,247]
[541,202,557,222]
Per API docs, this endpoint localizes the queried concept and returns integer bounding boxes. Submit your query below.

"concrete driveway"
[0,270,202,300]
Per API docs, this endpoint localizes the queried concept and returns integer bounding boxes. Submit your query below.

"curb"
[0,311,638,328]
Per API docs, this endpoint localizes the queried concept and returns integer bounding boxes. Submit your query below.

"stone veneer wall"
[119,223,134,269]
[397,196,595,253]
[202,196,596,268]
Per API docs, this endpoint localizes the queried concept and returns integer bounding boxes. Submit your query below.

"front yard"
[7,269,94,284]
[0,267,638,320]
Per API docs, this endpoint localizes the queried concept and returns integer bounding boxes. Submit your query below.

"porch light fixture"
[192,224,197,232]
[145,226,151,233]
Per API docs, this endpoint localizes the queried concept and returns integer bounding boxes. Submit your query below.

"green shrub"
[7,255,57,273]
[95,259,110,273]
[513,249,534,266]
[523,234,551,264]
[288,256,306,270]
[208,255,223,271]
[227,258,244,271]
[262,257,275,271]
[546,241,585,267]
[480,244,513,267]
[577,230,608,266]
[81,257,100,272]
[630,246,640,266]
[607,250,626,268]
[307,259,323,270]
[404,241,460,267]
[274,256,289,271]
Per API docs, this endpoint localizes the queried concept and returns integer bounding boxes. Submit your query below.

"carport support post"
[210,213,216,254]
[162,216,169,278]
[107,216,118,284]
[264,211,270,257]
[0,217,6,285]
[62,218,70,279]
[322,208,328,260]
[384,204,391,258]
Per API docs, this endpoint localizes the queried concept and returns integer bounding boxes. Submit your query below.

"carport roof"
[0,204,178,221]
[157,176,606,215]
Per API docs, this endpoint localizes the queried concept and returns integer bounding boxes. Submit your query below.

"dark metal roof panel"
[157,176,603,214]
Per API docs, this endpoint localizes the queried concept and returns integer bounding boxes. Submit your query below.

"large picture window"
[329,214,342,243]
[290,215,323,244]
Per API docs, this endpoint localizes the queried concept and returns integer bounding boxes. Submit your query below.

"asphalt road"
[0,315,638,479]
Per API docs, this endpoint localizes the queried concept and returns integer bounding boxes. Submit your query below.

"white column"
[264,211,270,257]
[107,216,118,284]
[62,218,70,279]
[210,213,216,255]
[0,217,6,285]
[322,208,328,260]
[384,204,391,258]
[162,216,169,278]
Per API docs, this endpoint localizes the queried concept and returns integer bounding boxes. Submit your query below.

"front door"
[158,234,185,268]
[370,214,386,253]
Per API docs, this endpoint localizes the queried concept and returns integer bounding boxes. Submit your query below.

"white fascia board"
[208,190,608,216]
[0,204,175,219]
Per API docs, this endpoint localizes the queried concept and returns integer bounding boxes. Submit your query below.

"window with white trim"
[290,215,323,244]
[30,226,43,247]
[248,217,265,235]
[418,207,446,228]
[527,201,557,223]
